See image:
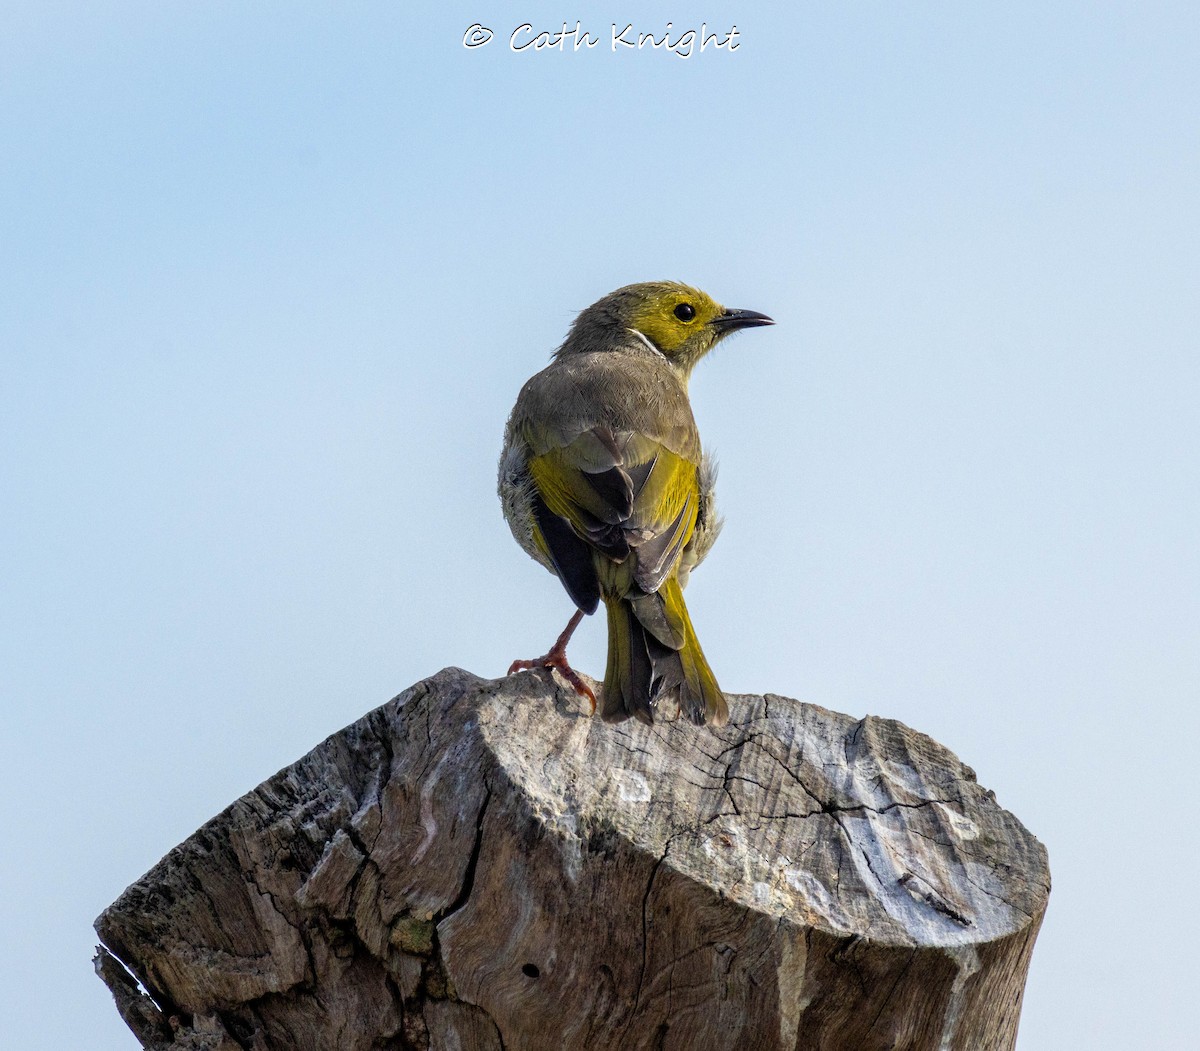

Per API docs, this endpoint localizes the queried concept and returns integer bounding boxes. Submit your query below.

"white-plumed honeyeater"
[498,281,773,726]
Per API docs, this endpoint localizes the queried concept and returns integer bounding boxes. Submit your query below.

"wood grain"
[95,668,1049,1050]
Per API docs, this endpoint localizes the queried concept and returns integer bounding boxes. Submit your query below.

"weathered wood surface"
[95,667,1049,1050]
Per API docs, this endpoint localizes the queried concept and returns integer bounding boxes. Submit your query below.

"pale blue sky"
[2,3,1197,1048]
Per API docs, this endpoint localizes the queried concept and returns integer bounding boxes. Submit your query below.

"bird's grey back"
[511,341,701,461]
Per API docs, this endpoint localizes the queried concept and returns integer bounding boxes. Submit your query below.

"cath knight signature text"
[463,22,742,58]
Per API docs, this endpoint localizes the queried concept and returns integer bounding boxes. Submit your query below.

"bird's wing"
[523,423,699,621]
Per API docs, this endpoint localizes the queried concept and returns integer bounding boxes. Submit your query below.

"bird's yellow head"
[560,281,773,375]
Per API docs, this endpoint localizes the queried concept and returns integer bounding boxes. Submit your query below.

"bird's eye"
[674,303,696,322]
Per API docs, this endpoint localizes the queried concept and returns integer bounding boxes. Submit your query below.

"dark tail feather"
[600,595,655,724]
[600,578,727,727]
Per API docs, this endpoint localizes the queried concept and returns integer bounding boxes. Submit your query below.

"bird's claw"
[507,654,597,714]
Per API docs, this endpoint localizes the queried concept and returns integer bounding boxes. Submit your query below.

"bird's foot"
[507,651,596,714]
[507,609,596,713]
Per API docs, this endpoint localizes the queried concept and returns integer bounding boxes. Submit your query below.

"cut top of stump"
[95,668,1049,1051]
[484,673,1046,950]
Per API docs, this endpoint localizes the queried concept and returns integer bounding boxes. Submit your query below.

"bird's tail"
[600,575,727,726]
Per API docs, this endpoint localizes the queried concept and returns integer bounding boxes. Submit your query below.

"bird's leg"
[507,608,596,713]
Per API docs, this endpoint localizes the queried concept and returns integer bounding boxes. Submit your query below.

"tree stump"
[94,668,1049,1050]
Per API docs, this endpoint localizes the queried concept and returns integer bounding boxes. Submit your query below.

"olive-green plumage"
[499,281,773,726]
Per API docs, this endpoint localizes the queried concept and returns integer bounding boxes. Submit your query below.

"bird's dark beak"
[710,308,775,331]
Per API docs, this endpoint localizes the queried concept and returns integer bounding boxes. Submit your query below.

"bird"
[498,281,773,726]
